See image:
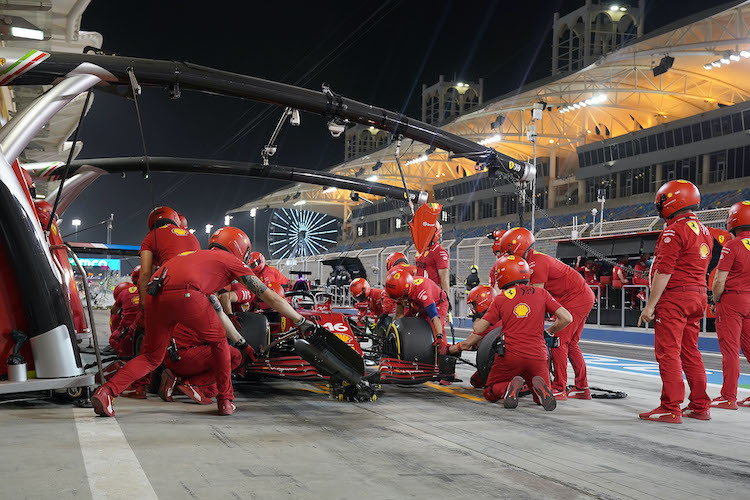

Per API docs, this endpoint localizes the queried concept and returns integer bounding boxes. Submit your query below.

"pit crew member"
[249,251,289,289]
[92,226,316,417]
[499,227,595,400]
[415,223,450,298]
[711,201,750,409]
[638,180,714,424]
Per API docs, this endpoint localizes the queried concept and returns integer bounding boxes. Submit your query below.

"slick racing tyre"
[236,312,271,353]
[384,317,436,365]
[476,328,502,381]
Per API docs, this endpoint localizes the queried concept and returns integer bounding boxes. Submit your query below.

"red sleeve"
[224,252,255,280]
[489,263,496,286]
[530,254,549,284]
[653,227,682,275]
[482,296,502,326]
[543,290,562,315]
[434,246,449,271]
[140,231,154,254]
[114,293,124,308]
[274,268,289,285]
[415,287,435,308]
[717,244,736,273]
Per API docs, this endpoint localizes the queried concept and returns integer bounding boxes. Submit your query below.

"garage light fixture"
[293,200,306,206]
[405,154,429,166]
[478,134,502,145]
[559,94,607,113]
[366,175,379,182]
[323,186,337,194]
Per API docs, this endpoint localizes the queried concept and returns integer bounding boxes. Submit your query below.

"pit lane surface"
[1,312,749,499]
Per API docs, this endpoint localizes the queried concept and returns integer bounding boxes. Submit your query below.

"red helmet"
[492,239,503,256]
[654,180,700,219]
[384,267,414,300]
[349,278,371,301]
[178,213,188,229]
[467,285,496,315]
[130,265,141,284]
[494,255,531,289]
[257,281,283,309]
[498,227,535,257]
[113,282,130,300]
[385,252,408,271]
[34,200,56,228]
[727,201,750,235]
[209,226,252,263]
[147,206,180,230]
[248,251,266,274]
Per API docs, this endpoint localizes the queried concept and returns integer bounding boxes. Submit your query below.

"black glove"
[298,318,317,335]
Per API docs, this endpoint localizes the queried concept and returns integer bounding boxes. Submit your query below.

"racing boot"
[218,398,236,416]
[682,405,711,421]
[91,385,116,417]
[502,376,525,409]
[739,396,750,408]
[158,368,179,402]
[639,406,682,424]
[121,385,147,399]
[532,376,557,411]
[567,386,592,400]
[552,390,568,401]
[178,381,213,405]
[710,396,738,410]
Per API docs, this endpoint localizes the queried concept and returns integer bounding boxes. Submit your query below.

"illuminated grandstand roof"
[233,1,750,220]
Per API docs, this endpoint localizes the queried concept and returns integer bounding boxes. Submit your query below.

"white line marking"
[579,339,724,357]
[73,409,157,500]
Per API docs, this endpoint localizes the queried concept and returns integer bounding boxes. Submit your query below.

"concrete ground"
[1,312,749,500]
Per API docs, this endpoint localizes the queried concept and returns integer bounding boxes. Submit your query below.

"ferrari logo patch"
[414,278,424,286]
[504,288,516,299]
[699,243,710,259]
[687,221,700,235]
[718,235,725,244]
[513,303,530,318]
[743,238,750,252]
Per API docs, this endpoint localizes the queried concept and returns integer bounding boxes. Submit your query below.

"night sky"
[68,0,715,269]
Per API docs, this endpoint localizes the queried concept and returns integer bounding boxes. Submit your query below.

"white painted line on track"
[578,339,723,357]
[73,408,157,500]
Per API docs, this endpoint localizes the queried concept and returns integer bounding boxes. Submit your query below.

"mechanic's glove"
[235,340,256,362]
[297,317,317,335]
[433,334,448,355]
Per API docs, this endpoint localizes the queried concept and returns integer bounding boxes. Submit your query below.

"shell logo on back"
[687,221,700,235]
[699,243,710,259]
[743,239,750,252]
[504,288,516,299]
[513,303,530,318]
[171,228,189,236]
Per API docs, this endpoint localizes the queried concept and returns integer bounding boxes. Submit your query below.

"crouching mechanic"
[447,284,498,388]
[461,256,571,410]
[711,201,750,409]
[92,226,316,417]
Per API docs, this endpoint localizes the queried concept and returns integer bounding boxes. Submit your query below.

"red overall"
[165,323,244,399]
[652,213,712,413]
[415,242,449,288]
[255,265,289,288]
[480,285,561,403]
[528,251,594,392]
[105,250,254,402]
[403,277,448,347]
[715,230,750,402]
[140,224,201,267]
[110,285,141,355]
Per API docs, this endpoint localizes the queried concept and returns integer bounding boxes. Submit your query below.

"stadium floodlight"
[652,56,674,77]
[712,60,722,67]
[405,154,429,166]
[224,215,233,226]
[730,53,741,62]
[293,200,306,206]
[478,134,502,145]
[490,115,506,130]
[610,5,619,11]
[205,224,213,234]
[323,186,337,193]
[741,51,750,58]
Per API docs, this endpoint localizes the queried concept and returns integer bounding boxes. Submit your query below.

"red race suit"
[403,277,448,347]
[105,250,254,402]
[652,212,713,413]
[479,284,561,403]
[109,285,142,355]
[140,224,201,267]
[527,250,595,392]
[255,265,289,288]
[715,230,750,402]
[415,242,449,287]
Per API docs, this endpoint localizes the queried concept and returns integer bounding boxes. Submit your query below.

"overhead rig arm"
[6,49,531,182]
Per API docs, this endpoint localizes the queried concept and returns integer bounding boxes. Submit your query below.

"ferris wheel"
[268,208,339,260]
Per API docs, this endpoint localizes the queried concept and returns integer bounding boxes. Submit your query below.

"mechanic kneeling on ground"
[449,284,498,388]
[449,256,571,410]
[92,226,316,417]
[350,278,396,322]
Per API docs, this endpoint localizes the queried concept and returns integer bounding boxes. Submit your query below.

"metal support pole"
[531,141,537,233]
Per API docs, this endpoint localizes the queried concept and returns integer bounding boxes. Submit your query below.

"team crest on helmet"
[504,288,516,299]
[743,238,750,252]
[414,278,424,285]
[128,286,138,293]
[699,243,710,258]
[687,221,699,235]
[513,303,530,318]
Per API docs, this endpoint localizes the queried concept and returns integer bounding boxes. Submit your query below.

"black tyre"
[385,317,435,365]
[236,312,270,352]
[476,328,502,381]
[132,328,144,357]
